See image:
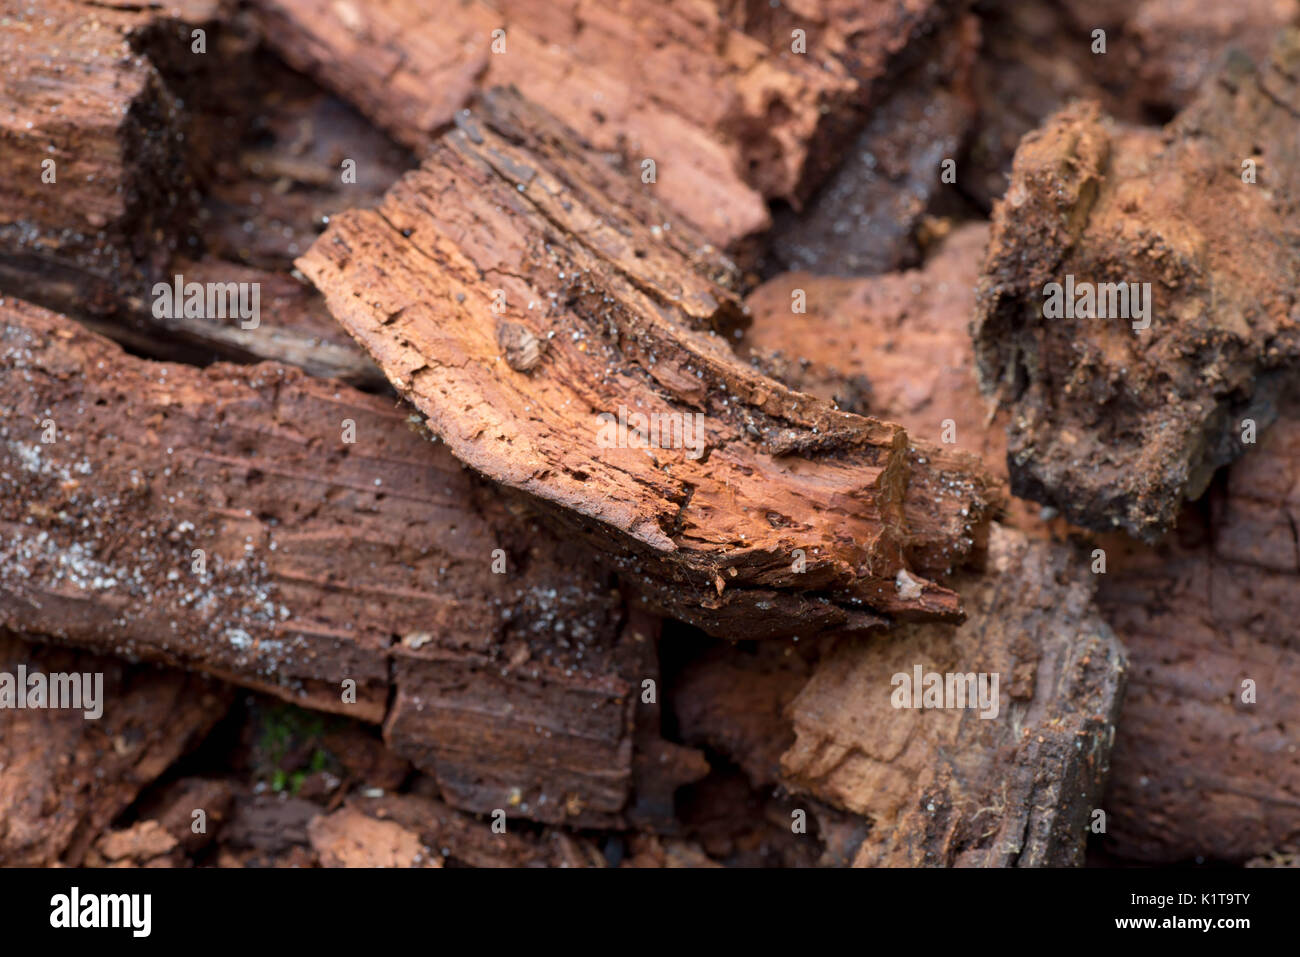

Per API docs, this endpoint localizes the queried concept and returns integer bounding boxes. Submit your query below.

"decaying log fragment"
[0,0,247,318]
[747,234,1300,863]
[973,33,1300,540]
[251,0,966,254]
[0,296,702,828]
[1097,407,1300,862]
[781,525,1127,867]
[0,5,397,382]
[0,635,230,866]
[298,89,999,638]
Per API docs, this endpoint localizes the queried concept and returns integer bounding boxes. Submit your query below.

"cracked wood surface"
[781,525,1127,867]
[251,0,960,252]
[298,88,999,639]
[0,295,702,828]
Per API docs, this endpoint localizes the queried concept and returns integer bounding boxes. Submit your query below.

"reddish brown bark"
[298,89,999,639]
[0,295,700,828]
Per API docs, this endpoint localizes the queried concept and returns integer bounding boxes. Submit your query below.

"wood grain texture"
[298,89,1000,639]
[0,295,701,828]
[782,525,1127,867]
[251,0,961,251]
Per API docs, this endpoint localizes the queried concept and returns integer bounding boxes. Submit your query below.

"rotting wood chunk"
[781,525,1127,867]
[0,295,702,829]
[0,636,230,866]
[972,32,1300,540]
[298,88,1000,639]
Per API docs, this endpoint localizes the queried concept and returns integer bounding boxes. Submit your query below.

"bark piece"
[346,793,606,868]
[0,296,694,828]
[1096,408,1300,861]
[319,726,410,793]
[251,0,924,251]
[0,635,230,866]
[973,34,1300,539]
[307,805,440,867]
[0,0,249,318]
[299,88,998,638]
[717,0,961,96]
[781,525,1127,867]
[768,13,980,275]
